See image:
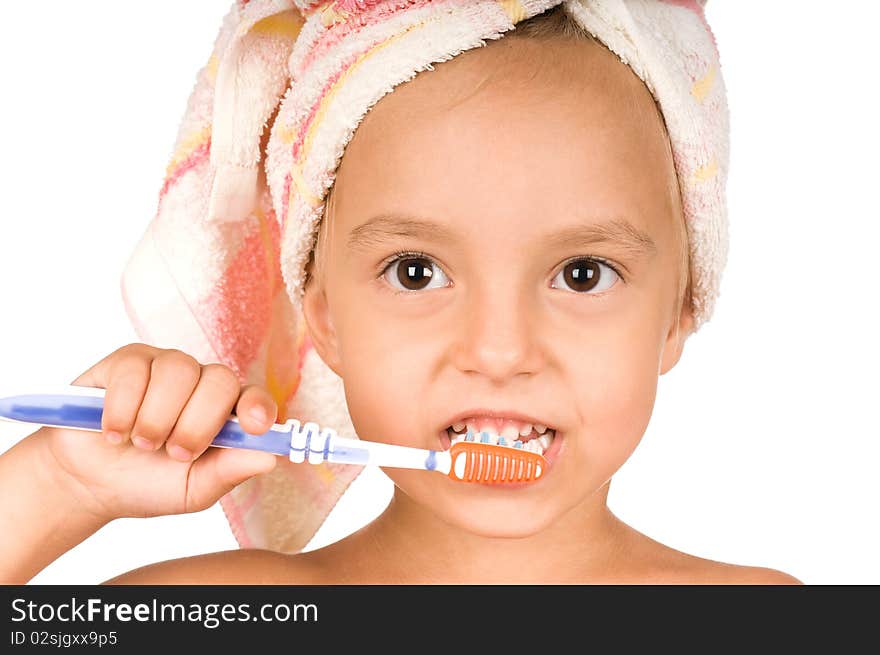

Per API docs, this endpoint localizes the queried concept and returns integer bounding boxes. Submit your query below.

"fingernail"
[167,444,193,462]
[249,407,267,424]
[132,435,154,451]
[105,431,123,445]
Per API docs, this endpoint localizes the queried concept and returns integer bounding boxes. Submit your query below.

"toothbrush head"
[448,441,546,483]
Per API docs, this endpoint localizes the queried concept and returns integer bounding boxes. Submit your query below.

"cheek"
[570,328,660,470]
[335,318,436,445]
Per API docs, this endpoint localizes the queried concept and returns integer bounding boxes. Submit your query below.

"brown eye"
[551,258,619,294]
[383,255,450,292]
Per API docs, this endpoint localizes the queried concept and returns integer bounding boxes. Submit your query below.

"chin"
[425,493,564,539]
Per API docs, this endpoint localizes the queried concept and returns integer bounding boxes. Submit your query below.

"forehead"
[330,35,678,245]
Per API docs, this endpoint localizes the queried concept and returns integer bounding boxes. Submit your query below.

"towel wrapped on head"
[121,0,729,554]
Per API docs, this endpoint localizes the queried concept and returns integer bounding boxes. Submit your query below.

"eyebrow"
[347,213,657,257]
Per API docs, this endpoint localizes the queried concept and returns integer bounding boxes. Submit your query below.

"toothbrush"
[0,386,546,484]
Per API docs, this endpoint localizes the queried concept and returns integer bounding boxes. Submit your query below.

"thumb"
[186,447,278,512]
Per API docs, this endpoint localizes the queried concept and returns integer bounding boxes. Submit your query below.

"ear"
[302,277,344,377]
[659,300,694,375]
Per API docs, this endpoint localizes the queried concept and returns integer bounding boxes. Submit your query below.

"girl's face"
[302,35,693,538]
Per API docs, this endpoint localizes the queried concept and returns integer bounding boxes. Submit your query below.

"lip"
[439,408,559,434]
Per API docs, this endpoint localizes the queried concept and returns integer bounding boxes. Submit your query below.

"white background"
[1,2,877,585]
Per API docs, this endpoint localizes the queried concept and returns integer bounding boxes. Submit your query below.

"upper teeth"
[450,418,552,439]
[446,419,557,456]
[501,425,520,441]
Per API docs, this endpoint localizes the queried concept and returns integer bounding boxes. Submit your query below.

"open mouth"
[442,419,558,459]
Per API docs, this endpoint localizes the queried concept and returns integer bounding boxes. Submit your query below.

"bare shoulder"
[101,549,319,585]
[654,550,803,585]
[642,549,803,585]
[708,564,804,585]
[614,520,804,585]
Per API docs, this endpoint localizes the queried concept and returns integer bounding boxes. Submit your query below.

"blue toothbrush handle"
[0,387,423,470]
[0,390,292,456]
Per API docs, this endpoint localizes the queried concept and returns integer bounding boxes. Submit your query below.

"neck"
[320,481,631,584]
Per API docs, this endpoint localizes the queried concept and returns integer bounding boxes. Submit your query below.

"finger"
[129,350,201,454]
[234,385,279,435]
[97,347,158,446]
[70,343,159,388]
[185,446,277,512]
[164,363,241,462]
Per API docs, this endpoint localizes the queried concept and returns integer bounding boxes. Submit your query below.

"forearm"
[0,428,110,583]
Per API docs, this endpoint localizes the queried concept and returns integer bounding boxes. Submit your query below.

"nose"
[451,284,544,382]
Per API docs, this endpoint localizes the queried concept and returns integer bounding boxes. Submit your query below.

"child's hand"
[39,343,278,522]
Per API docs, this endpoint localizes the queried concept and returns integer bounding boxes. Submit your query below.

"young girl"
[0,0,802,584]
